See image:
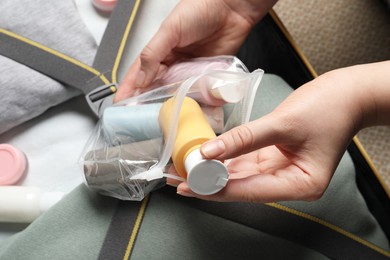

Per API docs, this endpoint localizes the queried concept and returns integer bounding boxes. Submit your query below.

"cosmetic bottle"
[102,103,163,144]
[0,186,64,223]
[159,97,229,195]
[189,77,246,106]
[83,138,162,185]
[102,103,225,144]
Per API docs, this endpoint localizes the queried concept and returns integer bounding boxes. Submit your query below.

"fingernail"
[201,139,225,158]
[135,70,145,88]
[177,191,194,197]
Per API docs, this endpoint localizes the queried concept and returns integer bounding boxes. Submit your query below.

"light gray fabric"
[0,0,97,134]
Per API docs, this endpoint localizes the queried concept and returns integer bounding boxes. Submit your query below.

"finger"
[114,58,141,102]
[201,114,298,160]
[166,178,181,187]
[136,20,180,89]
[177,169,326,203]
[166,164,182,187]
[115,22,180,102]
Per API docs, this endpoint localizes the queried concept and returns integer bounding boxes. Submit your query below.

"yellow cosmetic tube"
[159,97,229,195]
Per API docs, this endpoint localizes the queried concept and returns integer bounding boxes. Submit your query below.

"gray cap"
[184,148,229,195]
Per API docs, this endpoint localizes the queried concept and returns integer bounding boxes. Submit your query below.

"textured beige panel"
[358,126,390,188]
[274,0,390,74]
[274,0,390,189]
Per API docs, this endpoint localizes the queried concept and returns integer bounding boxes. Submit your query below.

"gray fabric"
[132,192,329,260]
[91,0,138,80]
[0,0,97,134]
[0,185,117,260]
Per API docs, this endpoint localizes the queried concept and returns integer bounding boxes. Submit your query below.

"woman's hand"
[114,0,276,102]
[176,61,390,203]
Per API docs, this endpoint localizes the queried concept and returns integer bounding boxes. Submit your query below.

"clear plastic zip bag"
[80,56,263,201]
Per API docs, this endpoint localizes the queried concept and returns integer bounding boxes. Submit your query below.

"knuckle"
[242,193,262,203]
[139,46,154,65]
[226,125,255,154]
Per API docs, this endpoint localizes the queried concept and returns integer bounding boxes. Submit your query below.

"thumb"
[200,116,292,160]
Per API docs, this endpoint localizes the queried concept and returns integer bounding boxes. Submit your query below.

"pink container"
[0,144,27,185]
[91,0,117,13]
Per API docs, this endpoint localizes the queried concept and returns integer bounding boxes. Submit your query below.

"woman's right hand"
[176,61,390,202]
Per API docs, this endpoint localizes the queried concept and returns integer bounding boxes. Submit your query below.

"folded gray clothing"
[0,0,97,134]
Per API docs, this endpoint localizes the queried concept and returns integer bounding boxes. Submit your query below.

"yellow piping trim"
[270,10,389,197]
[123,194,150,260]
[268,203,390,257]
[0,29,110,85]
[353,136,390,198]
[269,10,318,78]
[111,0,141,84]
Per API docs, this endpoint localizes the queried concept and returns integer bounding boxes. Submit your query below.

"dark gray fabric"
[91,0,139,84]
[0,0,97,134]
[0,30,103,93]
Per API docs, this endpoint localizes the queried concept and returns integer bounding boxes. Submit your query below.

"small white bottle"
[0,186,64,223]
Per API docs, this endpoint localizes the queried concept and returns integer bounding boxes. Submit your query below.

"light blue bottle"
[102,103,163,145]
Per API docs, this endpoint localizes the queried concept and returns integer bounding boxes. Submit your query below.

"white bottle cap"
[209,80,245,104]
[184,148,229,195]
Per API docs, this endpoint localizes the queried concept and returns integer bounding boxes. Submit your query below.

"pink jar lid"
[0,144,27,185]
[91,0,117,13]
